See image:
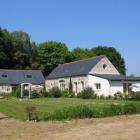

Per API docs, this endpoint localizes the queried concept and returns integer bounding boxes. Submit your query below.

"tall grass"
[42,103,140,121]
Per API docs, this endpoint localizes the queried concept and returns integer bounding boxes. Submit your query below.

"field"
[0,97,140,120]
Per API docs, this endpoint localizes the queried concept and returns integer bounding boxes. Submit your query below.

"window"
[1,74,7,78]
[59,80,65,90]
[103,64,107,69]
[26,75,32,78]
[95,83,101,90]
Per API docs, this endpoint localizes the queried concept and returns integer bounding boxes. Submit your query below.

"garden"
[0,86,140,121]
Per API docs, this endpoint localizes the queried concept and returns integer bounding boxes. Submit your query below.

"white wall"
[110,81,123,95]
[0,85,12,93]
[87,75,123,96]
[87,75,110,96]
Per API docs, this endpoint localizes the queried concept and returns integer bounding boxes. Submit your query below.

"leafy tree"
[11,31,36,69]
[0,27,126,76]
[0,28,14,68]
[37,41,69,75]
[70,46,126,75]
[70,48,89,61]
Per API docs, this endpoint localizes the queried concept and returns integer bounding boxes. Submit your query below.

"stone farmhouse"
[46,55,140,96]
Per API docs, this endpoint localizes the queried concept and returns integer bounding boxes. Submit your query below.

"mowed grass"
[0,97,139,120]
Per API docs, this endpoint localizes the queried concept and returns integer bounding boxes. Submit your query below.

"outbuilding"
[0,69,45,95]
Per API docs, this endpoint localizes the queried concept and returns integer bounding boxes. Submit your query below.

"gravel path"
[0,114,140,140]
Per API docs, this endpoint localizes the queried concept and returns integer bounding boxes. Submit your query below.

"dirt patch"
[0,115,140,140]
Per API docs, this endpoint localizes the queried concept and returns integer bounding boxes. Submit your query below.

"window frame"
[26,74,32,78]
[95,83,101,90]
[1,74,7,78]
[59,80,66,90]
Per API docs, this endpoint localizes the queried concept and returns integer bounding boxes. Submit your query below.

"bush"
[49,87,62,98]
[61,90,75,98]
[80,87,95,99]
[110,104,123,115]
[12,86,21,98]
[77,92,82,98]
[40,90,50,97]
[106,95,113,100]
[114,92,123,100]
[61,89,69,97]
[99,95,105,100]
[131,92,140,101]
[31,90,40,98]
[123,103,137,114]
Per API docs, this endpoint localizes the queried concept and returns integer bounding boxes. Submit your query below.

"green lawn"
[0,97,140,120]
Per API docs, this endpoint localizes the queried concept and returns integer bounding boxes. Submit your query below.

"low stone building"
[0,69,45,94]
[46,55,140,96]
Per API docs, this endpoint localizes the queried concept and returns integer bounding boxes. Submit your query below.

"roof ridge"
[59,55,105,66]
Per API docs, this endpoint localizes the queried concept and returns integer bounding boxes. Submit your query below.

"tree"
[69,78,73,93]
[70,47,89,61]
[0,28,14,68]
[37,41,69,75]
[11,31,35,69]
[69,46,126,75]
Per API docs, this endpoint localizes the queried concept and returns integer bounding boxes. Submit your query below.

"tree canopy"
[36,41,70,75]
[0,27,126,76]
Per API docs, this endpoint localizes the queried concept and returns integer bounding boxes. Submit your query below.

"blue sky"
[0,0,140,75]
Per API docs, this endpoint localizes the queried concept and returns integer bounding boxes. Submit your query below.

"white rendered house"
[46,55,140,96]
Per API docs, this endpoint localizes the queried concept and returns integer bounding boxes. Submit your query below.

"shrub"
[12,86,21,98]
[61,89,70,97]
[80,87,95,99]
[124,93,128,100]
[110,104,123,115]
[40,89,50,97]
[106,95,113,100]
[69,91,75,98]
[61,90,75,98]
[131,92,140,101]
[114,92,123,100]
[123,103,137,114]
[99,95,105,100]
[77,92,82,98]
[31,90,40,98]
[49,87,62,98]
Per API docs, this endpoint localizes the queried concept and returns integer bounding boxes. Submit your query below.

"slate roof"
[0,69,45,85]
[46,55,105,79]
[90,74,140,81]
